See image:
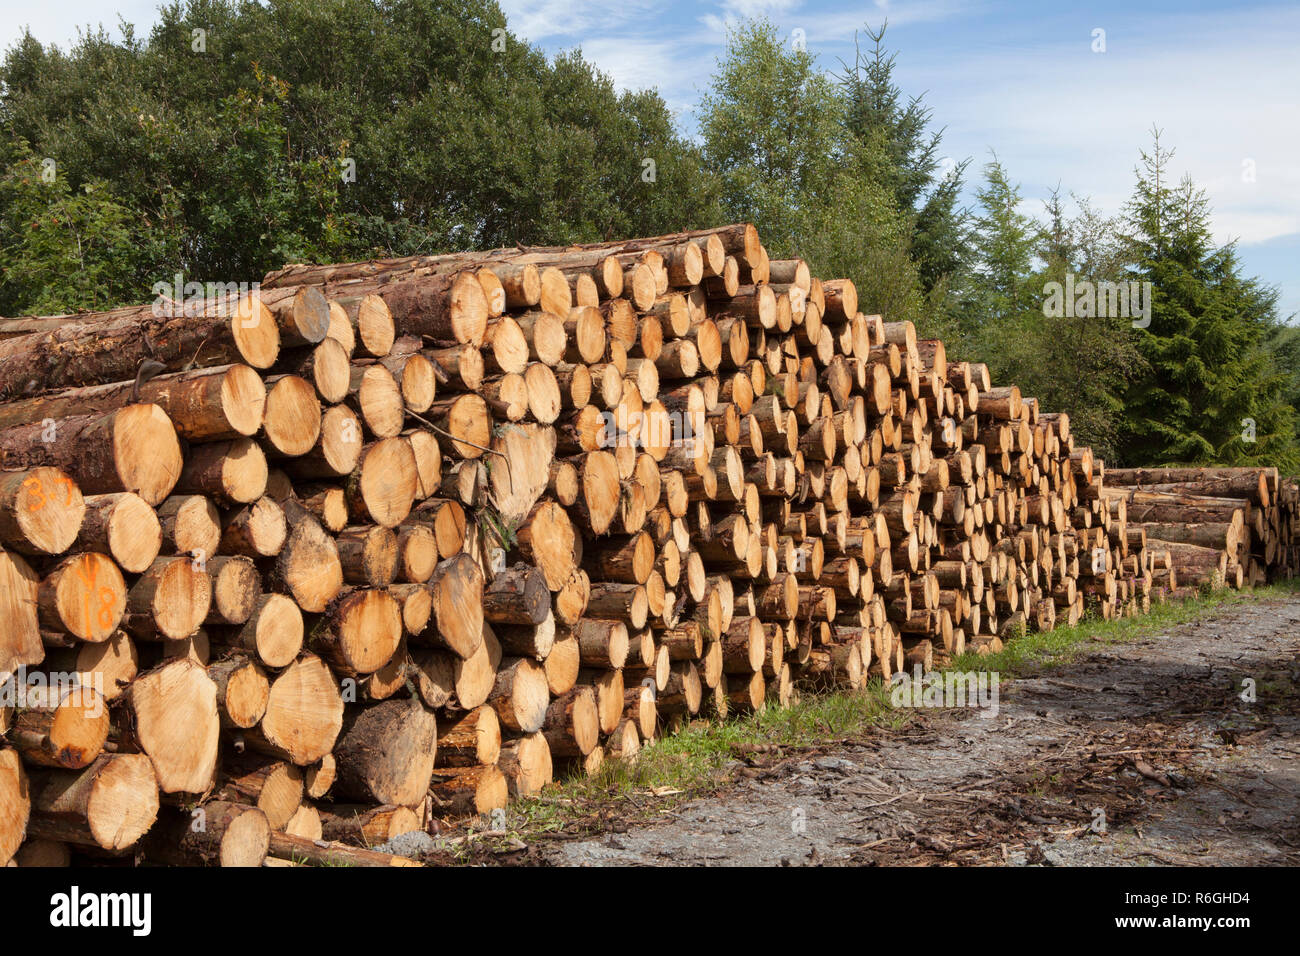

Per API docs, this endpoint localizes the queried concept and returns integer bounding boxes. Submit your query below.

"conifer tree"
[836,24,972,298]
[1118,130,1298,471]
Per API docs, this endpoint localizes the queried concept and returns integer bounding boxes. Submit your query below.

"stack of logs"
[0,222,1295,867]
[1098,467,1298,594]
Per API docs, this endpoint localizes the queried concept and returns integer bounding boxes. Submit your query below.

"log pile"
[1,222,1296,867]
[1098,467,1299,593]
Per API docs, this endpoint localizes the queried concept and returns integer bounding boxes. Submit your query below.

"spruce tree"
[1119,130,1298,471]
[962,156,1040,385]
[836,24,972,298]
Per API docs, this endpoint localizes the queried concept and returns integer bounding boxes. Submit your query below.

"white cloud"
[721,0,804,17]
[699,0,805,39]
[700,0,971,40]
[819,0,977,34]
[906,8,1300,248]
[574,35,708,114]
[497,0,661,42]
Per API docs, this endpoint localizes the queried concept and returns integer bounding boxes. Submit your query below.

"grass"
[950,577,1300,677]
[496,579,1300,843]
[509,678,909,838]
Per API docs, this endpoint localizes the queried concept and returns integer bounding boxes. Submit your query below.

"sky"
[3,0,1297,318]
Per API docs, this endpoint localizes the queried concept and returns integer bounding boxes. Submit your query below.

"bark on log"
[27,752,158,851]
[1,404,183,506]
[0,295,279,399]
[144,801,269,867]
[333,697,439,807]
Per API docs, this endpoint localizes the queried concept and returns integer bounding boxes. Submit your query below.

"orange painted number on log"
[75,558,99,636]
[22,475,48,512]
[20,474,75,511]
[97,586,117,631]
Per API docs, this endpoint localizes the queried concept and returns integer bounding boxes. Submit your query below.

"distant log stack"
[1099,466,1297,593]
[0,222,1295,866]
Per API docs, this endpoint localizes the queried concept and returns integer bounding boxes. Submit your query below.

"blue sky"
[4,0,1297,318]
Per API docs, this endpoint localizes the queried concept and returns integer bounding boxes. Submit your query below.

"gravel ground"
[537,594,1300,866]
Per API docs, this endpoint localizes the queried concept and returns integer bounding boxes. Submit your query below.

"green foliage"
[1,5,1294,474]
[0,143,171,314]
[697,19,933,331]
[970,156,1038,322]
[957,158,1146,462]
[836,24,972,299]
[1116,131,1299,472]
[1027,191,1146,460]
[956,136,1296,471]
[0,0,718,310]
[957,155,1040,382]
[1261,319,1300,455]
[698,19,846,253]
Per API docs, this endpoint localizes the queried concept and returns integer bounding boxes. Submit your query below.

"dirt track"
[534,594,1300,866]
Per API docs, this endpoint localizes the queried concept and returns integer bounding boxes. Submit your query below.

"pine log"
[489,657,551,733]
[220,497,288,559]
[39,552,128,643]
[418,553,484,659]
[145,801,269,867]
[215,593,303,668]
[311,588,403,677]
[248,654,344,766]
[0,467,85,557]
[482,564,551,626]
[337,525,399,587]
[305,755,336,800]
[281,405,364,481]
[335,293,397,357]
[262,374,323,457]
[267,830,421,866]
[175,437,268,505]
[436,705,502,767]
[333,697,439,807]
[216,754,304,829]
[429,764,509,818]
[497,732,552,798]
[157,495,221,560]
[543,633,582,696]
[45,630,138,703]
[0,547,41,676]
[278,338,351,404]
[515,500,577,591]
[207,654,270,729]
[27,753,159,851]
[0,404,183,506]
[318,803,421,846]
[124,556,211,641]
[258,285,332,347]
[121,658,219,793]
[0,363,268,444]
[0,295,279,399]
[273,505,343,613]
[71,492,160,574]
[10,682,110,769]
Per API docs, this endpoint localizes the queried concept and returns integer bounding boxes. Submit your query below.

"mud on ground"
[488,594,1300,866]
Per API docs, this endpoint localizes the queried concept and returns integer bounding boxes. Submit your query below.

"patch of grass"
[948,579,1300,677]
[511,679,908,836]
